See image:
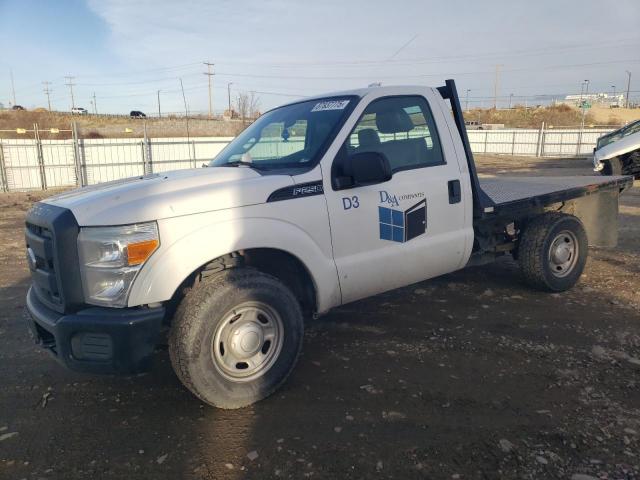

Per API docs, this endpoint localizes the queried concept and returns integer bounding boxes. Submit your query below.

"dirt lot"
[0,155,639,480]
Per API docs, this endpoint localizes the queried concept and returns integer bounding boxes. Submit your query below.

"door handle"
[448,180,461,204]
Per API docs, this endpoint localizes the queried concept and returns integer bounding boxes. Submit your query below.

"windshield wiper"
[218,160,262,169]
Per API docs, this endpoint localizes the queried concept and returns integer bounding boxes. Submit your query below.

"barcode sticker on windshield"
[311,100,350,112]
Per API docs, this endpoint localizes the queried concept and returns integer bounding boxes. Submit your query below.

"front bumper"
[25,286,165,374]
[593,152,604,172]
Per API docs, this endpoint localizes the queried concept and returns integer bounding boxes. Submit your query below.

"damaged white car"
[594,119,640,178]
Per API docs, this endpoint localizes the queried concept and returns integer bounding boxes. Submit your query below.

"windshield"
[621,120,640,138]
[210,96,356,170]
[597,119,640,149]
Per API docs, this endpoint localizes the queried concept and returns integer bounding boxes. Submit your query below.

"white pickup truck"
[25,80,633,409]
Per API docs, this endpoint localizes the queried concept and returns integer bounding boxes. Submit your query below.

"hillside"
[583,104,640,125]
[464,104,630,129]
[3,103,639,141]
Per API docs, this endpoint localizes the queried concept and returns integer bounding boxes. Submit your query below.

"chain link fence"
[0,122,615,192]
[466,125,612,157]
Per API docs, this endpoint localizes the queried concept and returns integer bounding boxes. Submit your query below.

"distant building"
[562,92,625,107]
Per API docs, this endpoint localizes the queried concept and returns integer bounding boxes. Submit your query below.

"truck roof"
[281,85,435,106]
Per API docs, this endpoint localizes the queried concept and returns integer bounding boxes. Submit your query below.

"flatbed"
[478,175,633,213]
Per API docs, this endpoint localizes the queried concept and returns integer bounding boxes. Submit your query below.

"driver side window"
[344,96,445,172]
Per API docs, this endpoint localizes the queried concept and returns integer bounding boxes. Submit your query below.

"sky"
[0,0,639,114]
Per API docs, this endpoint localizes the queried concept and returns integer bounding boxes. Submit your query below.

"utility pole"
[493,64,502,109]
[509,93,513,109]
[577,78,590,156]
[92,92,97,114]
[157,90,161,117]
[580,79,589,129]
[65,75,76,109]
[227,82,233,115]
[465,89,470,111]
[42,81,52,111]
[625,70,632,108]
[10,70,17,106]
[203,61,215,119]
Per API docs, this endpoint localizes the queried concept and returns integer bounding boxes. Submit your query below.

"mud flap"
[563,190,619,247]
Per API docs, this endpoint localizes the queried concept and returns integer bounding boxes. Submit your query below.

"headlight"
[77,222,159,307]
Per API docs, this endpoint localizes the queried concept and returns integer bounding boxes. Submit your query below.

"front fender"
[127,213,341,314]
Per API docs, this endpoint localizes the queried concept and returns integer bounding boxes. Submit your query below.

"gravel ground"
[0,155,638,480]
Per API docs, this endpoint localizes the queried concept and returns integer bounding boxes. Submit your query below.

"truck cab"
[25,80,632,409]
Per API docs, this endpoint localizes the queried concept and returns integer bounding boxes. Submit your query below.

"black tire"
[169,268,304,409]
[627,151,640,178]
[601,157,623,176]
[518,212,588,292]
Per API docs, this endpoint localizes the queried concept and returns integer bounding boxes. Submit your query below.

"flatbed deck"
[478,175,633,213]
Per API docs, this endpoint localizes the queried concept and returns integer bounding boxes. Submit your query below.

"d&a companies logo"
[378,190,427,243]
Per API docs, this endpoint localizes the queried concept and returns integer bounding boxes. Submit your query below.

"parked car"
[465,120,483,130]
[12,105,25,111]
[130,110,146,118]
[593,119,640,178]
[71,107,88,115]
[24,79,633,409]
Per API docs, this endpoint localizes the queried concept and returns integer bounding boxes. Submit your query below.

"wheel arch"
[127,217,340,314]
[197,248,319,317]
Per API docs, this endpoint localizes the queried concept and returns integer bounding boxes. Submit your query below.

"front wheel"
[517,213,588,292]
[169,268,304,409]
[601,157,623,176]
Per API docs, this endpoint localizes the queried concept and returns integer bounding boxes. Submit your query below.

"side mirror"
[335,151,392,189]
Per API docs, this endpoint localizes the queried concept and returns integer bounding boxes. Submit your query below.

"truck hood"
[43,167,294,226]
[594,130,640,162]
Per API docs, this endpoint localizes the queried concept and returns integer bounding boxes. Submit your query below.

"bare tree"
[236,91,261,124]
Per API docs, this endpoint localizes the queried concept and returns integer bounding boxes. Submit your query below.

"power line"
[76,72,201,87]
[210,38,640,69]
[387,34,418,61]
[206,58,640,82]
[67,57,639,92]
[73,62,201,79]
[179,78,192,163]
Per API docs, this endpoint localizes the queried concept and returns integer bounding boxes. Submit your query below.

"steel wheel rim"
[212,301,284,382]
[548,230,579,278]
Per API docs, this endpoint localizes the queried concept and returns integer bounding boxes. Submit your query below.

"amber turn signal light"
[127,239,159,265]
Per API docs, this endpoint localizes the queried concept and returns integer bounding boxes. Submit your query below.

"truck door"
[324,93,471,304]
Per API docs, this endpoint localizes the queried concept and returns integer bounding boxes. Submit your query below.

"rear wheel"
[518,213,588,292]
[601,157,623,176]
[169,268,304,409]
